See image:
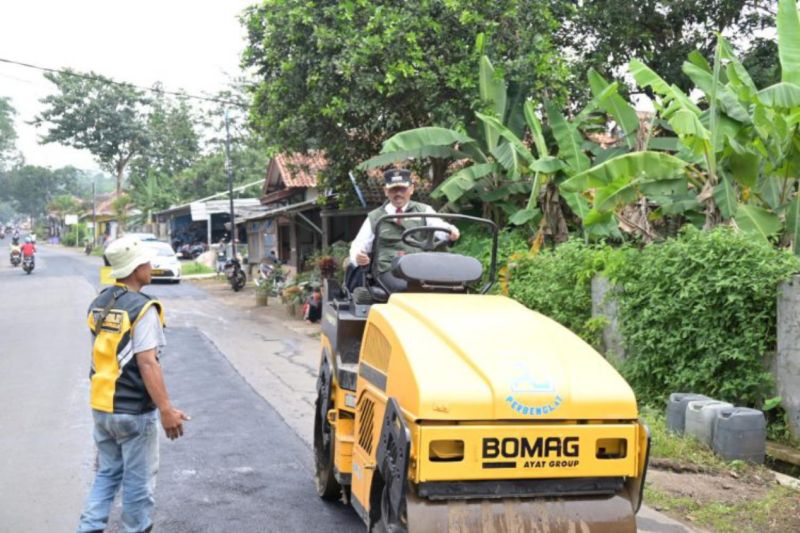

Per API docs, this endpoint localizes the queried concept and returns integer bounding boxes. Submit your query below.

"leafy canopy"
[241,0,570,199]
[34,69,150,193]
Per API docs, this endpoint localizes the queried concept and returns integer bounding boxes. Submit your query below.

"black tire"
[231,270,246,291]
[313,369,340,500]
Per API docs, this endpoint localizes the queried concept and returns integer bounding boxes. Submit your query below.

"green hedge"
[497,228,798,407]
[607,227,798,406]
[507,239,606,346]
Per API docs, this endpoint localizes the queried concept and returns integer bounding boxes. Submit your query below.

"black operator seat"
[392,252,483,291]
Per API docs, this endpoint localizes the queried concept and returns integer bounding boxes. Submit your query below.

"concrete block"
[777,276,800,439]
[591,276,626,359]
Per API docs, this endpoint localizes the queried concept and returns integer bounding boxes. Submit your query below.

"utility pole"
[92,181,97,245]
[224,109,236,259]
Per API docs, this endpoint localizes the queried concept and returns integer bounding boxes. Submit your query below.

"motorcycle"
[84,241,94,255]
[10,250,21,267]
[224,257,247,292]
[190,242,207,259]
[22,255,34,274]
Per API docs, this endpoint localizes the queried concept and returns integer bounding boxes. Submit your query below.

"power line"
[0,57,248,108]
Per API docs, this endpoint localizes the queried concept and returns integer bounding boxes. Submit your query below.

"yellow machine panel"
[414,423,643,482]
[364,293,638,422]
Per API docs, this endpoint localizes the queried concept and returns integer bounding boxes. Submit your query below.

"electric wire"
[0,57,248,108]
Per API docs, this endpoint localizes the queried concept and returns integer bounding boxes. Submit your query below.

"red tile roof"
[273,151,327,187]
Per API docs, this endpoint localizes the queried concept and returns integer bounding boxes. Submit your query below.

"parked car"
[125,232,159,242]
[142,241,182,283]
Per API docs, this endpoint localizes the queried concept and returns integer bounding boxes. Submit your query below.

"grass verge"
[182,262,216,275]
[645,484,800,533]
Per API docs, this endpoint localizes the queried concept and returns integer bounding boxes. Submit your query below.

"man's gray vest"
[367,201,430,274]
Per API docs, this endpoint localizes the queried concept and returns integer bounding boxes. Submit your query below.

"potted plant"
[255,280,269,306]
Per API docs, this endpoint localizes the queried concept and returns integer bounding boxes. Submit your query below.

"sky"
[0,0,255,172]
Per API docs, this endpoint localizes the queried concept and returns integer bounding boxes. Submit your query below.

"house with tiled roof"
[242,150,437,269]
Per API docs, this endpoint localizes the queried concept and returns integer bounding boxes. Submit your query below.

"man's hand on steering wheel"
[401,225,459,252]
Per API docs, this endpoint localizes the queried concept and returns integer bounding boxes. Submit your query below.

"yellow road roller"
[315,214,649,532]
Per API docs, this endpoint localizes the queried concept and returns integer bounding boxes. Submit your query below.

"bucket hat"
[106,236,156,279]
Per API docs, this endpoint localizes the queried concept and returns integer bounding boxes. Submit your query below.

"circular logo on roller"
[505,361,563,417]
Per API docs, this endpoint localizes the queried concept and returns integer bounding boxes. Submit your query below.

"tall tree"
[241,0,571,200]
[33,70,150,194]
[129,88,201,182]
[1,165,60,223]
[566,0,777,98]
[0,97,18,169]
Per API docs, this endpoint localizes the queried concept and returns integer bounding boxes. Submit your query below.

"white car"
[144,241,182,283]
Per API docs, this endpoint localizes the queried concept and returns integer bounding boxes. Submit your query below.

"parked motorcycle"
[224,257,247,292]
[190,242,207,259]
[10,250,21,267]
[22,255,34,274]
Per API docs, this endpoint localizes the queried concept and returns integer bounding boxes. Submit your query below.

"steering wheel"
[400,226,452,252]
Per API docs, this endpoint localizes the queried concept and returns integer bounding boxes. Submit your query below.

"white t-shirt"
[132,307,167,356]
[348,203,456,266]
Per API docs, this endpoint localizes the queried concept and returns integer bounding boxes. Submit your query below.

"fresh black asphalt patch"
[104,326,362,532]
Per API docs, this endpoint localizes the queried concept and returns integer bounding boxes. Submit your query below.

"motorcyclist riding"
[21,237,36,266]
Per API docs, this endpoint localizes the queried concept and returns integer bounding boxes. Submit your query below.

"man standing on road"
[349,168,460,292]
[77,235,189,533]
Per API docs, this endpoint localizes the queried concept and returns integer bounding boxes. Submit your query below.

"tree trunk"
[116,163,124,195]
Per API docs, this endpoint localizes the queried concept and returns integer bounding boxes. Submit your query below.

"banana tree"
[358,55,542,226]
[627,0,800,251]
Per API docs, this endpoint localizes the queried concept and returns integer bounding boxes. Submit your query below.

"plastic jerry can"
[712,407,766,464]
[684,400,733,447]
[666,393,710,434]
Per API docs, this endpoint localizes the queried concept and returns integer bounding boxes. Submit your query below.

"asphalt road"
[0,244,693,533]
[0,245,361,532]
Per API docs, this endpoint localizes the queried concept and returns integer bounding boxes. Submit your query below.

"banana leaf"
[574,81,620,125]
[725,150,760,188]
[508,207,540,226]
[786,193,800,254]
[594,176,642,211]
[561,151,688,193]
[648,137,680,152]
[358,146,469,170]
[490,142,521,180]
[734,204,782,241]
[778,0,800,86]
[545,101,590,173]
[588,69,639,148]
[380,127,478,154]
[562,191,591,220]
[530,156,564,173]
[758,82,800,108]
[713,174,738,220]
[479,55,507,153]
[670,109,710,155]
[432,162,496,202]
[523,101,548,158]
[682,62,751,123]
[687,50,712,73]
[476,112,535,166]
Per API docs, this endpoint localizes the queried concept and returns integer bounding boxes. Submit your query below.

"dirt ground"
[188,275,320,336]
[645,460,800,532]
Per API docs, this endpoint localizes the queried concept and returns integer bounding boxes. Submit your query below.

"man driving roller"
[350,168,460,292]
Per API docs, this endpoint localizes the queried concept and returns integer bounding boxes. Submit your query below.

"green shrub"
[607,227,799,406]
[507,239,607,346]
[62,223,88,247]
